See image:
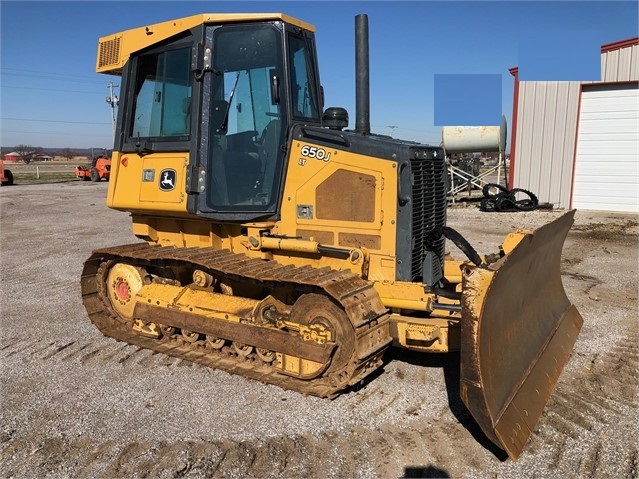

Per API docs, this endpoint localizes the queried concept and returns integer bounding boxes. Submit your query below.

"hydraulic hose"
[441,226,483,267]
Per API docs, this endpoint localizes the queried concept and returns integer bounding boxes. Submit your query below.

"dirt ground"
[1,181,637,478]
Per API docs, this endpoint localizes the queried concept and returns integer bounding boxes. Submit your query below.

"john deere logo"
[159,169,176,191]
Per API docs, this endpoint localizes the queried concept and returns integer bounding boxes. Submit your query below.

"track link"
[80,243,392,398]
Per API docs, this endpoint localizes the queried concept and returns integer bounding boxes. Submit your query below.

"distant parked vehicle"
[0,159,14,186]
[75,155,111,182]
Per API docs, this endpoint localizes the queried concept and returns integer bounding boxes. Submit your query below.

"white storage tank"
[442,115,507,154]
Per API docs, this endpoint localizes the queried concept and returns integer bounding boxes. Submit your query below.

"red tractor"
[0,159,14,186]
[75,155,111,182]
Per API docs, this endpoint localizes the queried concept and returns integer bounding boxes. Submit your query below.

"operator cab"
[116,16,323,221]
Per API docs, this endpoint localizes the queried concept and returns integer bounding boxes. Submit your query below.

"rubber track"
[80,243,392,398]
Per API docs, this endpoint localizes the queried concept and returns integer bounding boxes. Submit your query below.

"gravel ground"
[1,181,637,478]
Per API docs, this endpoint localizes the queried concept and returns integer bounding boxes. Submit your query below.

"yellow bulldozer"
[82,13,583,459]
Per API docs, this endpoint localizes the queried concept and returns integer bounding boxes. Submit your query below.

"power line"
[1,68,107,82]
[1,117,110,125]
[1,73,106,86]
[2,85,103,94]
[2,129,98,135]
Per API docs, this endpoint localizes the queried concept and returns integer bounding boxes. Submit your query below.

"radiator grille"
[98,37,122,69]
[410,156,447,282]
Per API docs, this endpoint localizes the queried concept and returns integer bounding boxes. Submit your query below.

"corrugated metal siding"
[512,81,581,208]
[601,44,639,82]
[513,43,637,210]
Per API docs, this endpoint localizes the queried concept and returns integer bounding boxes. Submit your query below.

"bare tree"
[61,148,77,161]
[13,145,43,164]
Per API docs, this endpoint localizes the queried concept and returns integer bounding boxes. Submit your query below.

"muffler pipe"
[355,14,370,135]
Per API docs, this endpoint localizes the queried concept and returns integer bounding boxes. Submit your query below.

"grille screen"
[410,156,447,282]
[98,37,121,69]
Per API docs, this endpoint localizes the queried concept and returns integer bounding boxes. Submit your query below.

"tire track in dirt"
[2,339,44,357]
[1,335,207,374]
[0,338,25,351]
[41,341,76,359]
[534,328,639,476]
[1,333,636,478]
[0,412,482,478]
[579,442,603,478]
[60,342,92,360]
[625,447,638,478]
[0,335,169,370]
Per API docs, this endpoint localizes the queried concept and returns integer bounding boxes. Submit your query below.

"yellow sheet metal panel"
[131,215,233,249]
[107,152,189,214]
[280,139,399,280]
[374,281,433,310]
[389,316,459,352]
[97,13,315,73]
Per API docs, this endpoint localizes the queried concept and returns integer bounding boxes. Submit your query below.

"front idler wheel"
[105,263,148,319]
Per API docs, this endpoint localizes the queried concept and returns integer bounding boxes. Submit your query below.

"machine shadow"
[383,348,509,461]
[402,464,451,478]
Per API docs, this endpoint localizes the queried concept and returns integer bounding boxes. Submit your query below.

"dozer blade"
[459,210,583,459]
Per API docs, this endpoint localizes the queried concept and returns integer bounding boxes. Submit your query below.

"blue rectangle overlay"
[434,74,502,126]
[518,32,601,81]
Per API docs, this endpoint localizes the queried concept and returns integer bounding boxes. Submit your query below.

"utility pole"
[106,81,119,139]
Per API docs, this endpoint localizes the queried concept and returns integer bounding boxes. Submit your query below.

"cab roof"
[97,13,315,74]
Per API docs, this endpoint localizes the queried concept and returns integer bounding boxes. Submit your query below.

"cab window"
[130,47,192,139]
[288,34,320,121]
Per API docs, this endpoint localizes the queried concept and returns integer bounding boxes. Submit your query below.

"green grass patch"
[13,172,80,183]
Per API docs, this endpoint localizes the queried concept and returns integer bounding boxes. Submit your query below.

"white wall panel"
[512,82,580,208]
[572,84,639,212]
[601,44,638,82]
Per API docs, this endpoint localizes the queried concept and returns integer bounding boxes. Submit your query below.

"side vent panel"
[97,36,122,71]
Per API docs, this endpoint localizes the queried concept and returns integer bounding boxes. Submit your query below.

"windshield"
[207,24,284,211]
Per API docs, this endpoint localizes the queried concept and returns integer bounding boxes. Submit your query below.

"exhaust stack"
[355,14,370,135]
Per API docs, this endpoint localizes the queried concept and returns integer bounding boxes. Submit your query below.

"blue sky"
[1,1,637,150]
